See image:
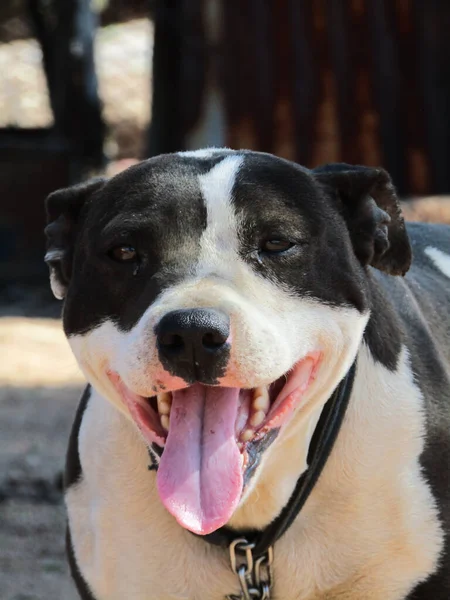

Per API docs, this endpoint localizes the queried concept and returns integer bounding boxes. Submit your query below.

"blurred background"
[1,1,450,598]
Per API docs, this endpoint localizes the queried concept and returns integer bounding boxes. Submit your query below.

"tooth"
[253,387,270,412]
[160,415,170,431]
[250,410,266,427]
[241,429,254,443]
[157,392,172,415]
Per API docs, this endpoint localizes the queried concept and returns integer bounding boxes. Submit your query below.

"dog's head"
[45,149,411,535]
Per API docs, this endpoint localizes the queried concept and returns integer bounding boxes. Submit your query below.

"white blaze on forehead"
[424,246,450,279]
[197,155,244,277]
[178,148,226,158]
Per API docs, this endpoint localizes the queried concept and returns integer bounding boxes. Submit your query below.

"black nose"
[156,308,230,384]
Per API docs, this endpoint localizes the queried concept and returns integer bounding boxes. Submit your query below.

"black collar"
[198,360,357,558]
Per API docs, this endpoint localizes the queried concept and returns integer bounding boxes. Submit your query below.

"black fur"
[64,386,97,599]
[66,526,97,600]
[64,385,91,488]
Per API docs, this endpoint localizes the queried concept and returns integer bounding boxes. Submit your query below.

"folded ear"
[44,178,106,299]
[313,163,411,276]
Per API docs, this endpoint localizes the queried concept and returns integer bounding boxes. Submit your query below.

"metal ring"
[229,538,255,577]
[237,565,252,600]
[227,539,273,599]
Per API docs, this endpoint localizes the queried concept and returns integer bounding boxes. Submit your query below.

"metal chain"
[226,538,274,600]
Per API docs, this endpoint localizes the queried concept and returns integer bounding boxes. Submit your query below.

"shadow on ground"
[0,385,82,600]
[0,315,83,600]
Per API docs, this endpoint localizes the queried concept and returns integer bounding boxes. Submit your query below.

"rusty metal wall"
[148,0,450,196]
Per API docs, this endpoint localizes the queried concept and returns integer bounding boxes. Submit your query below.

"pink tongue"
[157,385,243,535]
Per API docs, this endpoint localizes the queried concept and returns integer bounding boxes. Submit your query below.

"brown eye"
[261,239,294,253]
[109,245,138,262]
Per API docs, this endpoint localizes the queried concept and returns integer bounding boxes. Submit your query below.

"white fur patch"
[425,246,450,278]
[66,344,443,600]
[44,249,66,300]
[178,148,225,158]
[196,154,243,278]
[49,270,65,300]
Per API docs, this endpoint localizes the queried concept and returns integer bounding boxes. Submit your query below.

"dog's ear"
[44,178,106,299]
[313,163,411,276]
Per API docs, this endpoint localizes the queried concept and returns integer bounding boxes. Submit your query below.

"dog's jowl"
[44,150,450,600]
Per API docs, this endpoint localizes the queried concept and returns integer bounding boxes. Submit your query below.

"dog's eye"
[261,239,294,254]
[108,245,138,262]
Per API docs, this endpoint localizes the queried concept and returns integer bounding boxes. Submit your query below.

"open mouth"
[108,353,320,535]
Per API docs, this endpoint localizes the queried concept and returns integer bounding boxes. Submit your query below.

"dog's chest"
[66,352,443,600]
[66,478,438,600]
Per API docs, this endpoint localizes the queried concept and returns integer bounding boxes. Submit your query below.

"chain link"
[226,539,274,600]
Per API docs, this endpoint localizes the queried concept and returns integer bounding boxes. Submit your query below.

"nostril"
[202,331,228,350]
[159,333,184,350]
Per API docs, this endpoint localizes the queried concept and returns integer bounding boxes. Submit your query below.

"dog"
[44,149,450,599]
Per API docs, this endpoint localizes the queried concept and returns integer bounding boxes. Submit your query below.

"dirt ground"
[0,317,84,600]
